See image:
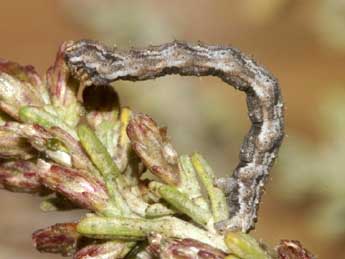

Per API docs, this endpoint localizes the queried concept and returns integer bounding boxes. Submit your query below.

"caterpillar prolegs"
[64,40,285,232]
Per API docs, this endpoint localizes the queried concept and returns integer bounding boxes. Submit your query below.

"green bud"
[225,232,271,259]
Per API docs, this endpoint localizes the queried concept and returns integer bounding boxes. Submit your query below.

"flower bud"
[37,160,112,214]
[0,59,47,119]
[32,223,79,256]
[46,42,83,127]
[127,113,180,185]
[148,234,227,259]
[0,160,43,193]
[74,241,132,259]
[277,240,315,259]
[0,125,36,159]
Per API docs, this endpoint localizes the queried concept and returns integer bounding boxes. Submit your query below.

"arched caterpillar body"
[64,40,285,232]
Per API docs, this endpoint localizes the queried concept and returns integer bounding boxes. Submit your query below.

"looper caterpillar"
[63,40,285,232]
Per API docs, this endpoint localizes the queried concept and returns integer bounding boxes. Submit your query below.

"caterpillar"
[64,40,285,232]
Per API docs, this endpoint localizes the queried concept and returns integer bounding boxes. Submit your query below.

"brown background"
[0,0,345,258]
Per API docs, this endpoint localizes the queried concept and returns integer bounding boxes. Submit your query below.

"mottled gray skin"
[64,40,285,232]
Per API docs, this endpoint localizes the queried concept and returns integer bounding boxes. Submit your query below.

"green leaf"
[192,153,229,222]
[225,232,271,259]
[158,184,212,226]
[77,124,132,216]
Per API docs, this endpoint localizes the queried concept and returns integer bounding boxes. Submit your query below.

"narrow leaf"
[192,153,229,222]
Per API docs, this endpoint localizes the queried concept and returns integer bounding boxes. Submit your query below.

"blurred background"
[0,0,345,258]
